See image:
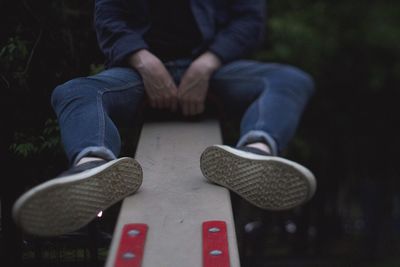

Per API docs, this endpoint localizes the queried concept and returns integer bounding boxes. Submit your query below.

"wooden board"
[105,120,240,267]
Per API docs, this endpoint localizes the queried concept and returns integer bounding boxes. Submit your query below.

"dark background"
[1,0,399,266]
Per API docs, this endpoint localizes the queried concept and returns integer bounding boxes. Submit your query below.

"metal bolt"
[128,229,140,236]
[208,227,220,233]
[210,250,223,256]
[122,252,136,260]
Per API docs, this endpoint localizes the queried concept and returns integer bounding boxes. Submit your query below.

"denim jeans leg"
[51,67,145,166]
[210,60,315,155]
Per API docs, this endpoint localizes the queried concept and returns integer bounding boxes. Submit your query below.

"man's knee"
[51,78,97,113]
[275,64,315,97]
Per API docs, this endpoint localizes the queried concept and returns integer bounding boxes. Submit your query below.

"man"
[13,0,316,237]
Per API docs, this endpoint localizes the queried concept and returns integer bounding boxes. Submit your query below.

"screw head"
[210,250,223,256]
[128,229,140,236]
[208,227,221,233]
[122,252,136,260]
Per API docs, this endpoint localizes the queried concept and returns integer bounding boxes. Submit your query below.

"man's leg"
[200,60,316,210]
[52,67,146,165]
[13,67,145,236]
[211,60,314,154]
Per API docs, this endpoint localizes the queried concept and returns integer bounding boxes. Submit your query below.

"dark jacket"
[94,0,266,68]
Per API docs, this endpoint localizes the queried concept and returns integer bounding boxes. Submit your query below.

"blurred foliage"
[1,0,400,266]
[10,119,61,158]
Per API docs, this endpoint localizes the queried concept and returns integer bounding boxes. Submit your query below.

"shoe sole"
[12,157,142,237]
[200,145,316,210]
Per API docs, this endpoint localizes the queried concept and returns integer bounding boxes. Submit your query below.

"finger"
[153,97,163,109]
[164,83,177,109]
[182,99,190,116]
[144,86,155,108]
[189,100,197,116]
[158,97,167,109]
[160,95,169,109]
[192,97,205,115]
[176,90,184,114]
[170,96,178,112]
[169,86,178,112]
[148,97,156,109]
[195,101,205,115]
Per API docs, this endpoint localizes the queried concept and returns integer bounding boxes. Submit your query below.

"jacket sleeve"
[209,0,266,63]
[94,0,149,67]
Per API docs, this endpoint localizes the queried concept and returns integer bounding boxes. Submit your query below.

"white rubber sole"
[12,157,142,237]
[200,145,316,210]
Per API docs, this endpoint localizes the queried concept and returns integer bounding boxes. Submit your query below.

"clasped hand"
[129,50,221,116]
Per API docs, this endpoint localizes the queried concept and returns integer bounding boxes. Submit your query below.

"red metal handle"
[114,224,148,267]
[203,221,230,267]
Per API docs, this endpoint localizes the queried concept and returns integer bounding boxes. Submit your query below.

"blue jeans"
[51,59,314,165]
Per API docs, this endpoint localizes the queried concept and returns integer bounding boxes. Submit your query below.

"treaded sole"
[12,157,142,237]
[200,145,316,210]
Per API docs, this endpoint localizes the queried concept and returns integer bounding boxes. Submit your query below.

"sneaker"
[13,157,142,237]
[200,145,316,210]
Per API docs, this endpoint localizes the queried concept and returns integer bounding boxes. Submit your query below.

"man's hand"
[129,49,178,111]
[178,52,221,116]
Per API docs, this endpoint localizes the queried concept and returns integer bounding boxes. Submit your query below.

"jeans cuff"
[72,146,117,166]
[236,130,278,156]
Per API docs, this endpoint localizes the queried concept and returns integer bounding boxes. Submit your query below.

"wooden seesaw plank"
[105,120,240,267]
